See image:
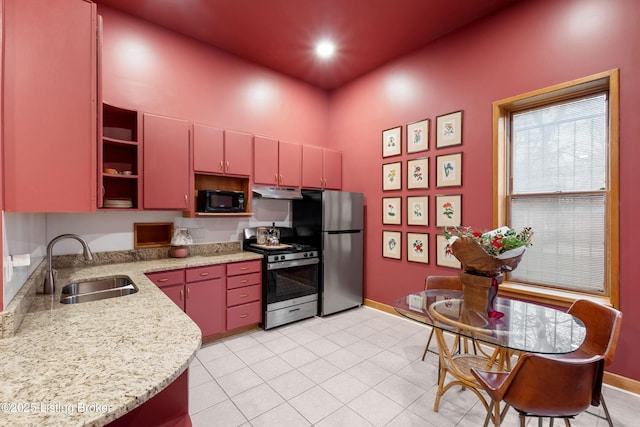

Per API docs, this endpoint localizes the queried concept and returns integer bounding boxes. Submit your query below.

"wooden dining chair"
[558,299,623,426]
[471,353,604,427]
[421,275,477,360]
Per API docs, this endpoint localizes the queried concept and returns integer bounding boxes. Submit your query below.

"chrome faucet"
[43,234,94,294]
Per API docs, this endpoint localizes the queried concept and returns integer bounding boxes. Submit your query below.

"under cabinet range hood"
[252,185,303,200]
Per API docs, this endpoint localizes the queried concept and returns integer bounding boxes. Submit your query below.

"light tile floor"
[188,306,639,426]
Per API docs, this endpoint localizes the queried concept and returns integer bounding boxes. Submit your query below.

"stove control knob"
[303,253,308,258]
[280,255,286,260]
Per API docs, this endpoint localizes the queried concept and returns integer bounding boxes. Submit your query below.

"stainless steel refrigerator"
[293,190,364,316]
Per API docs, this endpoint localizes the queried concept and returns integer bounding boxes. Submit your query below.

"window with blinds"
[507,94,608,294]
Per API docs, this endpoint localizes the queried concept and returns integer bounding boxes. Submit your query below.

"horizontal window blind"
[509,94,608,294]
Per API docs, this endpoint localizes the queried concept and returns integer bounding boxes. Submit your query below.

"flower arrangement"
[443,226,533,276]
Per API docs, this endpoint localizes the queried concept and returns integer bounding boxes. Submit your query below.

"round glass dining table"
[394,289,587,417]
[394,289,586,354]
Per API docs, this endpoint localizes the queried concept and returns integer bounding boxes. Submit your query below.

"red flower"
[472,232,483,238]
[491,239,503,249]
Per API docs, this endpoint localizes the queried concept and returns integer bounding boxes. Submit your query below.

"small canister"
[257,227,268,245]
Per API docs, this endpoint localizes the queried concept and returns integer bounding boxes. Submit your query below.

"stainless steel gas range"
[243,227,319,329]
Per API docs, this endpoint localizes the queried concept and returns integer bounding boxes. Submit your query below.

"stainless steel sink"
[60,276,138,304]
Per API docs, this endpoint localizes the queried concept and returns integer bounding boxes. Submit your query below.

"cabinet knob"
[274,173,278,184]
[184,194,188,208]
[179,289,184,301]
[226,160,230,172]
[186,287,191,299]
[219,160,224,171]
[240,279,248,283]
[240,267,248,271]
[200,272,209,276]
[239,314,248,319]
[279,174,283,184]
[240,293,248,298]
[158,278,169,283]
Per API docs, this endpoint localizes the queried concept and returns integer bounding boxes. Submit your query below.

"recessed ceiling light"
[315,40,336,59]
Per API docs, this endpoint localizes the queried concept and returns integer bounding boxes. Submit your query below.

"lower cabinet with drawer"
[146,265,225,338]
[146,259,262,340]
[226,260,262,331]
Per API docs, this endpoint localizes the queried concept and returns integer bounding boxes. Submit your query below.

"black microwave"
[197,190,245,213]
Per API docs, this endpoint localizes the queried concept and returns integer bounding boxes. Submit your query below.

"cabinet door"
[159,284,185,311]
[143,113,190,210]
[253,136,279,185]
[301,145,324,188]
[193,123,224,174]
[186,278,225,338]
[278,141,302,187]
[224,130,253,176]
[323,149,342,190]
[4,0,97,212]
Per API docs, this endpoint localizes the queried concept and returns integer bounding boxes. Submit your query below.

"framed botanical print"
[382,161,402,191]
[436,110,463,148]
[407,233,429,264]
[407,196,429,226]
[382,231,401,259]
[436,234,461,269]
[435,194,462,227]
[407,157,429,189]
[436,152,462,188]
[382,197,402,225]
[406,118,429,154]
[382,126,402,158]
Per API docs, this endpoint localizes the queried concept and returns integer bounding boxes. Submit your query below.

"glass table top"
[394,289,585,354]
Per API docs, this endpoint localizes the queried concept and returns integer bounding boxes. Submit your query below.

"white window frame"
[493,70,619,309]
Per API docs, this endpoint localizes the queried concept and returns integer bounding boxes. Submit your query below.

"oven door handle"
[268,258,319,270]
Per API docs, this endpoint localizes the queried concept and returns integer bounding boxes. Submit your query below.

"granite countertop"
[0,250,263,427]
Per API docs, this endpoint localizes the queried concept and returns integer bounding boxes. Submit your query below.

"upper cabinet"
[302,146,342,190]
[3,0,98,212]
[143,113,190,210]
[100,104,141,209]
[253,136,301,187]
[193,124,252,177]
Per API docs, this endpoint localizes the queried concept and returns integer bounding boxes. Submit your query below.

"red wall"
[99,6,330,147]
[329,0,640,381]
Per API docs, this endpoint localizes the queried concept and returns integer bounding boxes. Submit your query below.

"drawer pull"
[158,278,169,283]
[240,293,248,298]
[240,279,248,283]
[179,289,184,301]
[240,267,248,271]
[240,314,248,318]
[187,288,191,299]
[200,272,210,276]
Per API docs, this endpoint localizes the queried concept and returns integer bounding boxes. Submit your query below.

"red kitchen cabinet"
[3,0,97,212]
[193,124,252,176]
[143,113,191,210]
[224,130,253,176]
[302,145,342,190]
[253,136,301,187]
[147,265,225,338]
[225,260,262,331]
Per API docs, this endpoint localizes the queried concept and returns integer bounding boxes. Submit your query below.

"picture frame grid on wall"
[435,194,462,227]
[382,161,402,191]
[407,157,429,189]
[382,126,402,158]
[407,195,429,226]
[435,233,461,269]
[436,110,463,149]
[382,197,402,225]
[382,230,402,260]
[436,152,463,188]
[407,232,429,264]
[406,118,429,154]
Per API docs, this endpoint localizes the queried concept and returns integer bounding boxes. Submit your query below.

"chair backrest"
[498,353,604,418]
[568,299,623,366]
[425,275,463,291]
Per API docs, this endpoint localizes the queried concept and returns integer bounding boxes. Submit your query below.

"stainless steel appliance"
[293,190,364,316]
[243,227,319,329]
